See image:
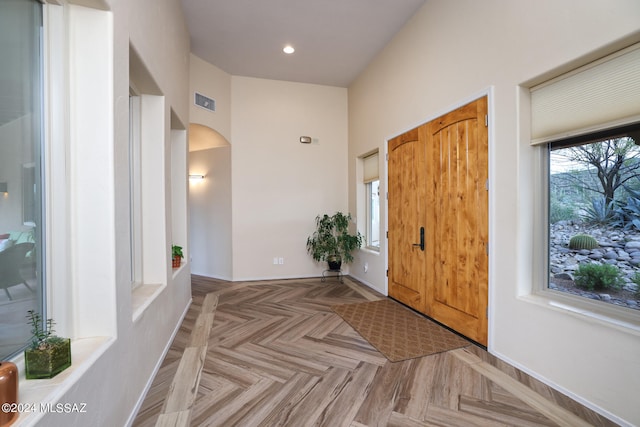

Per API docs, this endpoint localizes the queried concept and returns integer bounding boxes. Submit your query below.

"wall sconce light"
[0,183,7,194]
[189,174,205,182]
[299,136,312,144]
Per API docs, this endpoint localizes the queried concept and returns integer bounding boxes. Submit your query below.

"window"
[548,125,640,310]
[531,43,640,312]
[367,180,380,249]
[129,94,143,288]
[0,0,44,359]
[129,46,171,293]
[363,153,380,250]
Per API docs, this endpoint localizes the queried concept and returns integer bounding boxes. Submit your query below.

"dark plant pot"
[25,338,71,379]
[327,256,342,271]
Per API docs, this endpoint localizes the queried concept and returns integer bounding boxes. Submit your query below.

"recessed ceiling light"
[283,45,295,54]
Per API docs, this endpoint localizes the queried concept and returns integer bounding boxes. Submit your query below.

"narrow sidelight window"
[0,0,45,359]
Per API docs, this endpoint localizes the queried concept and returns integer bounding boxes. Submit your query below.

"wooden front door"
[424,97,488,345]
[387,97,489,345]
[388,126,427,312]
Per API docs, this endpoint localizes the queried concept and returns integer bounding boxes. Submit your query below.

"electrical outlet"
[273,257,278,265]
[278,257,284,265]
[364,262,368,273]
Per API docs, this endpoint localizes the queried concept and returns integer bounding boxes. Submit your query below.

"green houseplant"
[306,212,363,270]
[24,310,71,379]
[172,244,183,268]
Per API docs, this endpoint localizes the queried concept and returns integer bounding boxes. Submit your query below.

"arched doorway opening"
[188,123,232,279]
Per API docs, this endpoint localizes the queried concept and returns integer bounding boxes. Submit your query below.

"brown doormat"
[332,299,470,362]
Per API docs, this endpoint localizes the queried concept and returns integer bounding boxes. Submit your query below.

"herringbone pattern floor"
[132,275,616,427]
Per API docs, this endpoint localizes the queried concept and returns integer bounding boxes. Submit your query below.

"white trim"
[189,271,233,282]
[43,0,73,338]
[139,95,168,285]
[383,87,495,348]
[131,283,165,322]
[521,292,640,336]
[383,139,389,297]
[527,129,640,335]
[345,273,382,295]
[129,95,143,288]
[486,87,496,352]
[364,179,380,250]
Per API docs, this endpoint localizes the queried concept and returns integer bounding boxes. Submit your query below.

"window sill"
[521,290,640,336]
[132,283,165,322]
[171,261,186,279]
[360,247,380,256]
[11,336,114,427]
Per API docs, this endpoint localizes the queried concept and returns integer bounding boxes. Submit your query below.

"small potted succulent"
[172,244,184,268]
[24,310,71,379]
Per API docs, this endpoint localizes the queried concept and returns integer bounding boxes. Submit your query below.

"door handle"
[412,226,425,251]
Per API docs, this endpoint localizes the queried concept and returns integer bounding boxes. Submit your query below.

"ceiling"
[180,0,427,88]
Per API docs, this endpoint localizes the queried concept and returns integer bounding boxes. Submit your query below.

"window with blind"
[363,152,380,250]
[532,43,640,311]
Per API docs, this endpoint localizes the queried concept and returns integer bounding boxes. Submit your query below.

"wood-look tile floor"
[132,275,616,427]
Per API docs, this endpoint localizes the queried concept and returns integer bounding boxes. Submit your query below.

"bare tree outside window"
[548,131,640,310]
[551,137,640,208]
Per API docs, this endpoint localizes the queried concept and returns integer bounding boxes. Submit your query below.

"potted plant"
[24,310,71,379]
[306,212,363,270]
[172,244,183,268]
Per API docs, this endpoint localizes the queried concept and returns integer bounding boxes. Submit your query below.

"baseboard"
[193,270,384,285]
[230,273,327,282]
[348,273,385,295]
[490,348,633,427]
[190,270,232,281]
[124,298,192,427]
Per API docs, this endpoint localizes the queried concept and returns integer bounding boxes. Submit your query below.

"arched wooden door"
[388,127,427,312]
[388,96,489,345]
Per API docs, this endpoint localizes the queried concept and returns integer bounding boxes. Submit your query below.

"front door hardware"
[412,226,425,251]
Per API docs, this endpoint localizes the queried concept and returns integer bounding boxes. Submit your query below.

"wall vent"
[194,92,215,112]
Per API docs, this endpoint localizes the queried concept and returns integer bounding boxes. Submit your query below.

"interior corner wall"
[231,76,349,280]
[189,53,231,143]
[189,147,232,280]
[347,0,640,424]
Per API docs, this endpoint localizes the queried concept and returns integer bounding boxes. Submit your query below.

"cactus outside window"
[568,234,599,250]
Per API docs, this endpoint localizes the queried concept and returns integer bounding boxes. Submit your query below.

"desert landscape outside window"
[548,125,640,311]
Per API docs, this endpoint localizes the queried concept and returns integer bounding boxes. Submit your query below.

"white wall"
[28,0,192,426]
[348,0,640,424]
[190,54,231,143]
[231,77,349,280]
[189,147,233,279]
[188,54,233,280]
[189,58,351,281]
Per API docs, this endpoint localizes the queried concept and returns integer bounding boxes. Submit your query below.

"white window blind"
[531,43,640,145]
[363,152,379,183]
